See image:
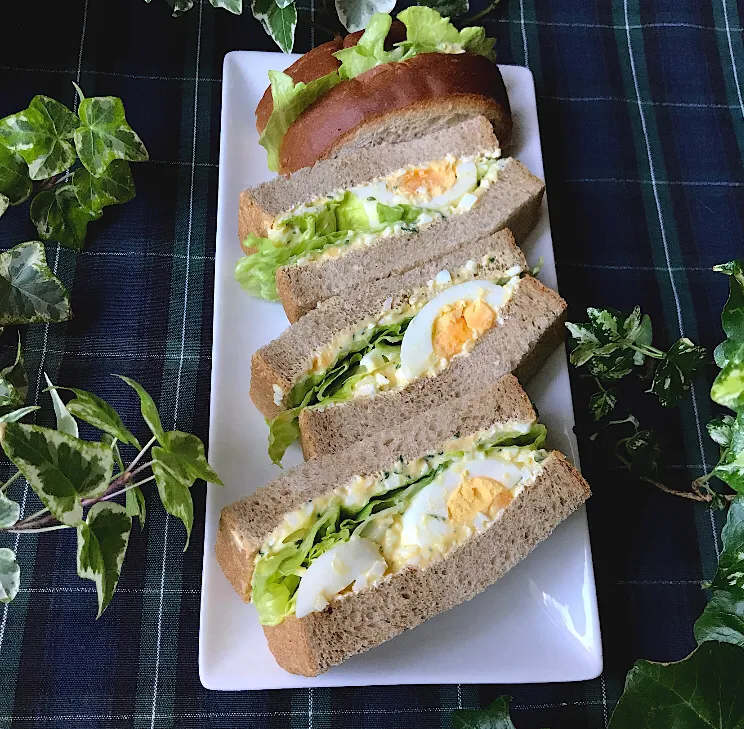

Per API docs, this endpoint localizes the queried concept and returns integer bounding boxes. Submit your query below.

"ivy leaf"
[0,492,20,529]
[714,339,744,370]
[694,496,744,647]
[0,548,20,604]
[125,485,146,529]
[0,422,114,525]
[589,387,617,420]
[417,0,469,17]
[0,145,32,206]
[622,307,653,364]
[74,96,148,177]
[163,430,223,484]
[76,502,132,617]
[335,0,396,32]
[708,414,735,450]
[72,160,135,216]
[0,96,79,180]
[31,184,101,251]
[0,194,8,219]
[0,406,40,423]
[147,0,195,15]
[43,373,78,438]
[711,345,744,412]
[151,446,195,547]
[622,429,660,476]
[650,337,707,408]
[607,641,744,728]
[714,260,744,342]
[713,412,744,494]
[101,433,125,473]
[116,375,165,445]
[0,241,72,324]
[251,0,297,53]
[210,0,243,11]
[453,696,517,729]
[59,387,140,449]
[0,338,27,414]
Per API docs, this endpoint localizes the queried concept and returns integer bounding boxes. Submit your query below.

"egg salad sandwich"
[216,375,591,676]
[256,8,511,174]
[250,228,566,464]
[236,116,545,322]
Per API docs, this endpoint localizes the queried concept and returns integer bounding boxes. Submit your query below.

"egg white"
[399,280,510,382]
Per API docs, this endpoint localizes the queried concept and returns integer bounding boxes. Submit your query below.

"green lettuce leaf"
[258,69,341,172]
[334,13,401,79]
[335,192,371,232]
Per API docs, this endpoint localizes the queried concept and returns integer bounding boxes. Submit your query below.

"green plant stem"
[127,436,157,472]
[7,523,71,534]
[101,475,156,502]
[464,0,502,24]
[0,470,22,493]
[128,460,153,480]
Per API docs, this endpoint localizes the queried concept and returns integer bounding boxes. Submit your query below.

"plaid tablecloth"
[1,0,742,726]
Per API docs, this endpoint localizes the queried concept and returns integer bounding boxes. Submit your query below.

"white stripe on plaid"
[0,65,221,82]
[721,0,744,132]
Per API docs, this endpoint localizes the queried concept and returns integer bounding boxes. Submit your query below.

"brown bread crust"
[264,451,590,675]
[217,375,535,600]
[299,276,567,458]
[279,53,511,174]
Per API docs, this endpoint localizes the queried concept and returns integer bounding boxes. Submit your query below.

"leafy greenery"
[0,87,147,252]
[453,696,517,728]
[0,364,222,616]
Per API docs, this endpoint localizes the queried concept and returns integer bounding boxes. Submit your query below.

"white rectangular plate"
[199,51,603,690]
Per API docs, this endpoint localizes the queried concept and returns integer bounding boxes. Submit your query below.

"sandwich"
[250,228,567,464]
[216,374,591,676]
[256,7,511,174]
[236,116,545,321]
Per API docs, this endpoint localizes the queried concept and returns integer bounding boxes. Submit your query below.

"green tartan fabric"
[0,0,743,726]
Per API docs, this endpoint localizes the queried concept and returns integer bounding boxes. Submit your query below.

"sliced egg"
[294,537,387,618]
[395,457,526,558]
[427,161,477,208]
[399,280,510,382]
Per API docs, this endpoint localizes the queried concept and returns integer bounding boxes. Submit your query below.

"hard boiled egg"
[294,537,387,618]
[399,280,511,382]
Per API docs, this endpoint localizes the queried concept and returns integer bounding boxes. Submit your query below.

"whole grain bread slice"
[216,374,536,602]
[237,116,499,246]
[299,275,566,458]
[275,156,544,322]
[249,229,526,420]
[264,450,590,675]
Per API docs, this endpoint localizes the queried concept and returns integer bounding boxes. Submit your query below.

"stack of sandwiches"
[216,10,591,677]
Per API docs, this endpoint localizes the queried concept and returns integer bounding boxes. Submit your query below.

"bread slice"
[215,376,591,676]
[278,53,512,175]
[275,156,544,321]
[218,374,536,601]
[249,229,528,420]
[238,116,499,247]
[299,275,566,458]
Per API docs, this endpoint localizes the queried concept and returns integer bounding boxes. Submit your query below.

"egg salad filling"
[266,265,524,464]
[251,422,548,626]
[235,152,505,300]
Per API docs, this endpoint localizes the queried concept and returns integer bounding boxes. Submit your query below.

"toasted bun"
[263,451,590,675]
[216,374,536,601]
[279,53,511,174]
[249,229,526,420]
[238,116,499,250]
[275,157,544,321]
[299,275,567,458]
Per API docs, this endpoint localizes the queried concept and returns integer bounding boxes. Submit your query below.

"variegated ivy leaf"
[211,0,243,12]
[61,387,140,449]
[0,492,20,529]
[0,194,8,219]
[116,375,165,445]
[251,0,296,53]
[44,374,78,438]
[0,241,72,325]
[74,96,148,178]
[0,422,114,525]
[31,184,101,251]
[163,430,223,484]
[0,96,79,180]
[125,485,146,529]
[0,406,40,423]
[152,446,195,547]
[0,145,32,206]
[72,160,135,216]
[0,548,20,604]
[76,502,132,617]
[336,0,396,32]
[417,0,469,18]
[0,338,27,414]
[145,0,196,15]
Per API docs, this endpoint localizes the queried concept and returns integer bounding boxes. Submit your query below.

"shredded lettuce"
[253,426,547,625]
[259,8,495,170]
[267,318,410,464]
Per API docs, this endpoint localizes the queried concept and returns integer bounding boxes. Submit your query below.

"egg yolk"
[432,298,496,360]
[394,161,458,200]
[447,476,513,525]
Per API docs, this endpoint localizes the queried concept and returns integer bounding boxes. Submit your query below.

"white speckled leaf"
[251,0,296,52]
[335,0,396,32]
[210,0,243,12]
[0,549,19,604]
